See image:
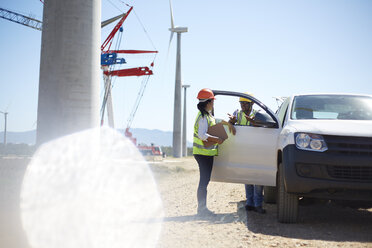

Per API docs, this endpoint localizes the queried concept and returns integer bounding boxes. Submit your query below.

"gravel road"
[150,157,372,248]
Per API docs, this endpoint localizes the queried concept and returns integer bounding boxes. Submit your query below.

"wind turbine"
[168,0,188,158]
[0,111,8,144]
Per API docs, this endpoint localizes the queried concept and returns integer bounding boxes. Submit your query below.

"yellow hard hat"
[239,92,253,102]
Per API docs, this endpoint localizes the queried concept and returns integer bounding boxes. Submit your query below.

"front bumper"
[283,145,372,200]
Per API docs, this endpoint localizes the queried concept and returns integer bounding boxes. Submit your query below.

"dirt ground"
[149,156,372,248]
[0,156,371,248]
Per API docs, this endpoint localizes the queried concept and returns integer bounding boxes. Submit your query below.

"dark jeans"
[245,184,264,207]
[194,154,214,210]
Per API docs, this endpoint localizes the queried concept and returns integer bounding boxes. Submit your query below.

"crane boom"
[0,7,42,31]
[101,6,133,52]
[0,7,129,32]
[103,67,153,77]
[101,13,126,28]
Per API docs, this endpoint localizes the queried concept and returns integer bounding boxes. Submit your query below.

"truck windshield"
[291,95,372,120]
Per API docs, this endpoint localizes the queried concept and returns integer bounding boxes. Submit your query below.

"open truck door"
[210,91,281,187]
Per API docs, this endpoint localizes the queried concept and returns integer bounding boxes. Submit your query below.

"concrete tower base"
[36,0,101,145]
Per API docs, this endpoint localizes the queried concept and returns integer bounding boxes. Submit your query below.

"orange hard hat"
[197,88,215,100]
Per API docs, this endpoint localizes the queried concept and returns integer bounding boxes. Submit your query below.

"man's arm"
[228,109,239,125]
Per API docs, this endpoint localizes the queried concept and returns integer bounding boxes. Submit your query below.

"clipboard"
[202,123,228,148]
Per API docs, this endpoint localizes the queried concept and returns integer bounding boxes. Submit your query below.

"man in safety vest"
[228,93,266,214]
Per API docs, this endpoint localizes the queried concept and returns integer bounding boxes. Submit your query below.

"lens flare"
[20,127,163,248]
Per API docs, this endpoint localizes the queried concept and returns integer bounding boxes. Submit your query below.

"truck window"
[291,95,372,120]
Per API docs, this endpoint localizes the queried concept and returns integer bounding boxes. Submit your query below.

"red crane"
[100,5,157,146]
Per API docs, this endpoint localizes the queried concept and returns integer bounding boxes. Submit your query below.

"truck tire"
[277,162,298,223]
[264,186,277,204]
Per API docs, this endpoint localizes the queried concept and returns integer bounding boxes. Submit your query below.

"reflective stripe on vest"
[237,110,256,126]
[193,111,218,156]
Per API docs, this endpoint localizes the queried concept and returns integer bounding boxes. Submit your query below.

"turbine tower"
[168,0,188,158]
[182,84,190,157]
[0,111,8,144]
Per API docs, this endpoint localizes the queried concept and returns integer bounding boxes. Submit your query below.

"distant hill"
[0,129,192,147]
[0,130,36,145]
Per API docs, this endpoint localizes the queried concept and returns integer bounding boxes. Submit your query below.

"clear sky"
[0,0,372,143]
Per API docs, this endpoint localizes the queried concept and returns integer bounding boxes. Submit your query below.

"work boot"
[253,206,266,214]
[197,206,216,217]
[245,205,255,211]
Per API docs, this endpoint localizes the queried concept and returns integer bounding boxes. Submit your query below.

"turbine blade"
[164,32,174,70]
[167,32,174,58]
[169,0,175,29]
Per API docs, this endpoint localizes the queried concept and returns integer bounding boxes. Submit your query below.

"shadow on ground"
[162,211,243,224]
[240,199,372,243]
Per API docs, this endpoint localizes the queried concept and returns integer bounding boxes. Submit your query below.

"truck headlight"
[295,133,328,152]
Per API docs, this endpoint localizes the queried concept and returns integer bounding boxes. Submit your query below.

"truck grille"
[327,166,372,181]
[324,135,372,157]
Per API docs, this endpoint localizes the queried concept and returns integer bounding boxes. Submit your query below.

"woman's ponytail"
[197,99,212,117]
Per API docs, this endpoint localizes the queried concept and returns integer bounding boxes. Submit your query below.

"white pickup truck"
[210,90,372,223]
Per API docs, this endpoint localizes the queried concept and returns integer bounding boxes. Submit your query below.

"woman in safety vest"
[193,88,235,216]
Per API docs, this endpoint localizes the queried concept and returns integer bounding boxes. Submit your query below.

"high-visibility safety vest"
[193,111,218,156]
[236,110,256,126]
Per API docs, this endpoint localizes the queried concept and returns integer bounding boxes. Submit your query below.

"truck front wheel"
[277,162,298,223]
